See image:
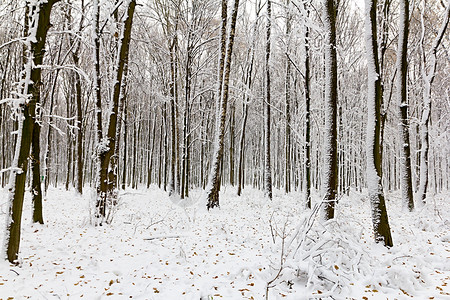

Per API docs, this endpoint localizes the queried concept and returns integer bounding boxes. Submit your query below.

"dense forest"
[0,0,449,298]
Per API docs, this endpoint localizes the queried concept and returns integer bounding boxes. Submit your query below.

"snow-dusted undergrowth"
[0,186,448,299]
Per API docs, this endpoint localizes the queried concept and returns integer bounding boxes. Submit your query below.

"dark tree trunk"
[264,0,273,200]
[132,120,138,189]
[397,0,414,211]
[147,109,157,188]
[163,103,168,191]
[122,100,128,190]
[304,3,311,209]
[365,0,393,247]
[4,0,59,264]
[323,0,338,219]
[31,118,44,224]
[74,54,83,194]
[229,102,235,186]
[181,41,192,199]
[96,0,136,219]
[418,1,450,203]
[206,0,240,209]
[285,0,291,195]
[158,108,163,189]
[169,31,178,196]
[237,0,259,197]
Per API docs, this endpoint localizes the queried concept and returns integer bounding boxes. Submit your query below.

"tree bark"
[365,0,393,247]
[396,0,414,211]
[169,27,178,196]
[4,0,59,263]
[147,108,157,188]
[323,0,338,219]
[304,3,311,209]
[122,100,128,190]
[418,0,450,203]
[264,0,273,200]
[206,0,240,209]
[95,0,136,219]
[285,0,292,195]
[229,102,235,186]
[237,0,260,197]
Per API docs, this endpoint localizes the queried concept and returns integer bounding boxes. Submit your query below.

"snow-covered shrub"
[267,200,430,298]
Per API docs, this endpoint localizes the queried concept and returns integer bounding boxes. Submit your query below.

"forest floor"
[0,186,449,299]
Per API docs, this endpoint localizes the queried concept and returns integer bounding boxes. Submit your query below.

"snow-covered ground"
[0,186,449,299]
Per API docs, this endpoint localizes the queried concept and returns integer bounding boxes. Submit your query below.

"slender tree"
[237,0,260,196]
[92,0,105,217]
[303,0,312,209]
[284,0,292,195]
[396,0,414,211]
[168,18,178,196]
[71,0,85,195]
[264,0,273,200]
[95,0,136,219]
[365,0,394,247]
[323,0,338,219]
[418,0,450,203]
[206,0,240,209]
[3,0,60,263]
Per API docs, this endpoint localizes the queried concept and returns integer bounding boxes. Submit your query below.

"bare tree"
[95,0,136,220]
[284,0,292,195]
[264,0,273,200]
[323,0,338,219]
[396,0,414,211]
[417,0,450,203]
[206,0,240,209]
[303,0,312,209]
[365,0,393,247]
[3,0,60,263]
[237,0,261,197]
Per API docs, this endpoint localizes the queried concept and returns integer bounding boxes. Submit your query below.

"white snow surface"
[0,186,449,299]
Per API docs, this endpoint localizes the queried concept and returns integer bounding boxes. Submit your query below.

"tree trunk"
[304,2,311,208]
[65,90,73,191]
[147,108,157,188]
[158,108,163,189]
[44,35,64,193]
[74,52,83,194]
[121,100,128,190]
[237,0,260,197]
[95,0,136,220]
[132,119,138,189]
[206,0,240,209]
[264,0,273,200]
[365,0,393,247]
[181,41,192,199]
[285,0,292,195]
[4,0,59,263]
[418,0,450,203]
[92,0,106,218]
[31,115,44,224]
[169,30,178,196]
[323,0,338,219]
[164,104,168,191]
[229,102,235,186]
[396,0,414,211]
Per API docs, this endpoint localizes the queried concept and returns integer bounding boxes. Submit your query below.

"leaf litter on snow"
[0,186,449,299]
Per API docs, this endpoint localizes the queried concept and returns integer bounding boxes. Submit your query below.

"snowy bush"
[266,199,431,298]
